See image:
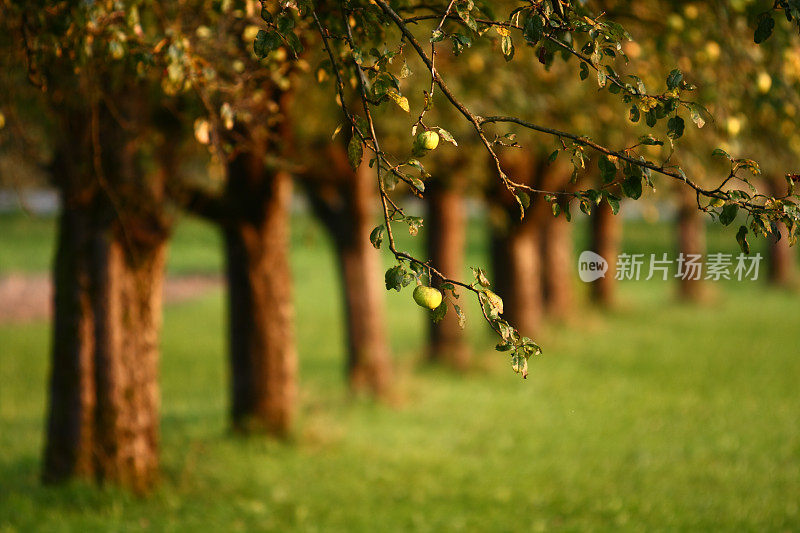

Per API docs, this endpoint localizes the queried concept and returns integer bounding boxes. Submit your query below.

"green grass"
[0,210,799,531]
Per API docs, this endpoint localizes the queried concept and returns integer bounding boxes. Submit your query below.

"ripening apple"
[413,130,440,156]
[413,285,443,310]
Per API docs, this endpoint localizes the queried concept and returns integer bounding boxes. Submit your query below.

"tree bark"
[541,200,574,318]
[43,102,169,492]
[766,180,796,286]
[676,188,705,300]
[225,152,297,435]
[768,227,795,285]
[489,151,545,336]
[491,220,543,335]
[43,203,96,482]
[304,148,392,394]
[91,220,166,492]
[168,91,300,436]
[335,225,392,393]
[426,180,469,369]
[589,201,621,306]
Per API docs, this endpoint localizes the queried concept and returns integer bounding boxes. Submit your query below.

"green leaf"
[737,225,750,253]
[511,350,528,378]
[754,13,775,44]
[514,190,530,219]
[384,265,407,292]
[712,148,732,160]
[629,105,640,123]
[622,176,643,200]
[597,68,607,88]
[579,62,589,81]
[720,204,738,226]
[598,156,617,183]
[667,116,685,139]
[276,13,295,34]
[501,33,515,61]
[254,30,281,58]
[353,116,369,135]
[454,304,466,328]
[629,75,647,95]
[437,128,458,146]
[645,109,657,127]
[689,103,709,128]
[638,134,663,146]
[369,225,384,249]
[285,31,303,55]
[606,194,621,215]
[666,69,683,90]
[523,14,544,44]
[495,341,513,352]
[430,300,448,323]
[347,135,363,171]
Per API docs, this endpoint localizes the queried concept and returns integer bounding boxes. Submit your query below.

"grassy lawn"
[0,209,798,531]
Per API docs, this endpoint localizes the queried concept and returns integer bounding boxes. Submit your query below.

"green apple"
[413,131,440,156]
[417,130,439,150]
[413,285,443,310]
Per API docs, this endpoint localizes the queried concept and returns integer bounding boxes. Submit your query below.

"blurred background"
[1,0,799,530]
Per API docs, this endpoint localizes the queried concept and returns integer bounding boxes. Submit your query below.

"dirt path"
[0,274,221,324]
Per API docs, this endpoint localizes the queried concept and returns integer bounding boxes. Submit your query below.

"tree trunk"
[338,162,392,394]
[489,151,546,336]
[225,153,297,436]
[426,182,469,369]
[676,188,705,300]
[542,204,574,318]
[43,104,169,493]
[768,228,795,285]
[490,220,542,336]
[304,149,392,394]
[91,220,166,492]
[43,204,96,482]
[335,231,392,394]
[589,201,621,306]
[766,181,795,286]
